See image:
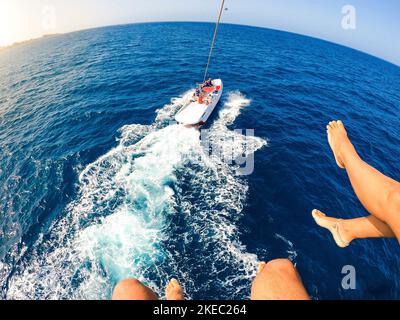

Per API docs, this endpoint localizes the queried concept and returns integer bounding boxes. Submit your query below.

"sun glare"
[0,1,32,47]
[0,2,17,46]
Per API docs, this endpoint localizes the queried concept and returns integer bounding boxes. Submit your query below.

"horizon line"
[1,20,399,68]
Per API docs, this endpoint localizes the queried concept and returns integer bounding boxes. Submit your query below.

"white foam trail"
[275,234,298,261]
[6,91,267,300]
[209,91,267,166]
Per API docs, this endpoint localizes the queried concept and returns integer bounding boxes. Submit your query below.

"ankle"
[340,220,354,243]
[338,140,356,167]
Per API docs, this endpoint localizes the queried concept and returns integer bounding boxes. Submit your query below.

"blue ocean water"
[0,22,400,300]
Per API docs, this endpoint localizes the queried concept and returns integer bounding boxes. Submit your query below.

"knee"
[112,278,144,299]
[253,259,309,300]
[116,278,143,289]
[263,259,297,277]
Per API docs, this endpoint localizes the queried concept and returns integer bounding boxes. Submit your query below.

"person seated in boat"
[204,78,213,87]
[200,79,212,90]
[198,92,204,104]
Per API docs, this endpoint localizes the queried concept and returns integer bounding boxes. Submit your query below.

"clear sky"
[1,0,399,65]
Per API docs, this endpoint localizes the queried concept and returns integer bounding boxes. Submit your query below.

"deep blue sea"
[0,22,400,300]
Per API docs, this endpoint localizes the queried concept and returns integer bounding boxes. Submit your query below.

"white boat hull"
[175,79,223,125]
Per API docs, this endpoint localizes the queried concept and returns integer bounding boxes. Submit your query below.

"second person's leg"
[327,121,400,239]
[312,210,395,248]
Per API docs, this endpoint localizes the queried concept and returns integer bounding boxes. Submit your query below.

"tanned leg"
[251,259,310,300]
[326,120,400,239]
[312,210,395,248]
[112,278,159,300]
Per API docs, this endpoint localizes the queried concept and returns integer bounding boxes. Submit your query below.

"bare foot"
[258,262,266,274]
[165,278,185,300]
[327,120,351,169]
[312,209,351,248]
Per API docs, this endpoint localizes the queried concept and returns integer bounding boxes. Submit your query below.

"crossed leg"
[313,120,400,247]
[312,211,395,247]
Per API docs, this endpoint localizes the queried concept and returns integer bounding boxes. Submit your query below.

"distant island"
[0,34,60,52]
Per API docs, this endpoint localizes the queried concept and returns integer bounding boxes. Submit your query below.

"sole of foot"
[327,120,349,169]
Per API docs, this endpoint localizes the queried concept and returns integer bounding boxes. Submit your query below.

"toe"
[167,279,175,289]
[166,279,174,292]
[257,262,266,274]
[166,278,184,300]
[170,278,179,288]
[312,209,326,220]
[327,122,335,131]
[169,278,182,292]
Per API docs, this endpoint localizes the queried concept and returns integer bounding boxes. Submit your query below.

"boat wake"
[6,91,267,300]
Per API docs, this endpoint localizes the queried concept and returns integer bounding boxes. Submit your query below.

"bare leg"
[112,279,159,300]
[112,278,185,300]
[312,210,395,248]
[251,259,310,300]
[327,121,400,239]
